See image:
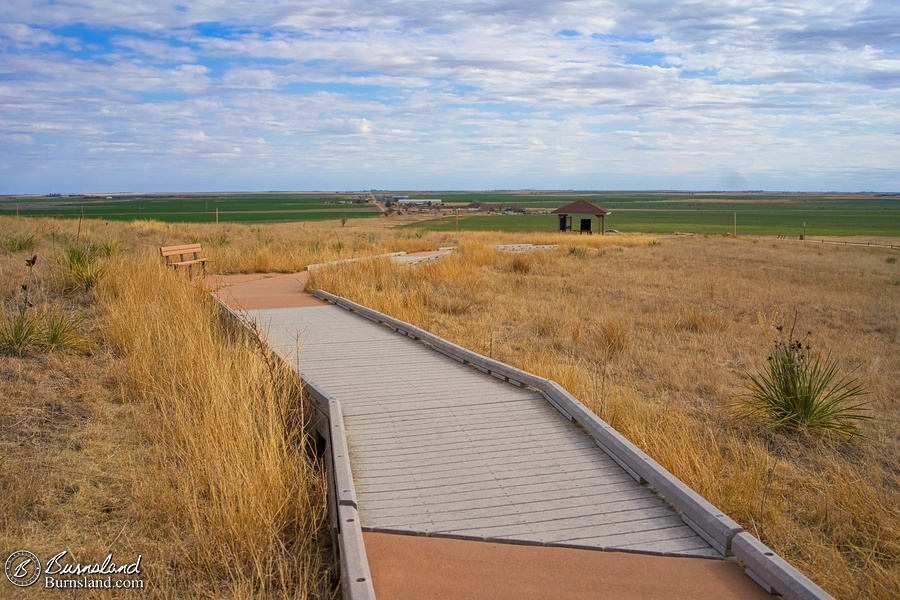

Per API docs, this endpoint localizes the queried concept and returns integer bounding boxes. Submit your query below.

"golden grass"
[1,216,336,597]
[3,214,898,597]
[309,232,900,599]
[98,257,333,597]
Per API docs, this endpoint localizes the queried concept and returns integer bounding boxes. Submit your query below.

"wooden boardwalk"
[249,303,720,556]
[212,272,832,600]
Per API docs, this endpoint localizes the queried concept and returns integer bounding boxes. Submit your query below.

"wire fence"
[774,236,899,250]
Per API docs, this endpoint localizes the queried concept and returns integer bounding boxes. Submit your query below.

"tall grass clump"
[99,257,332,596]
[741,322,871,435]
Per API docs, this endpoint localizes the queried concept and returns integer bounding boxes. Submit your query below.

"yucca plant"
[59,243,107,292]
[2,233,36,252]
[41,306,88,352]
[205,233,228,247]
[742,322,871,435]
[46,229,75,245]
[0,312,40,357]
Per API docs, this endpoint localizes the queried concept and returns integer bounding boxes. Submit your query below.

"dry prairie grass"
[98,257,333,597]
[310,232,900,599]
[3,215,897,597]
[1,216,337,597]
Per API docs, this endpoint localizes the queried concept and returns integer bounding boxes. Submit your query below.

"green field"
[0,193,382,223]
[400,192,900,237]
[2,191,898,236]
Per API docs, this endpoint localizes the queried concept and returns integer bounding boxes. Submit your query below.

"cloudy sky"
[1,1,898,193]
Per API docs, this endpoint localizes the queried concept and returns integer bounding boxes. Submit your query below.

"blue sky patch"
[624,52,669,67]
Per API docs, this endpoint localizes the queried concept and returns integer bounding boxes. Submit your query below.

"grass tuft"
[567,246,588,259]
[507,255,532,274]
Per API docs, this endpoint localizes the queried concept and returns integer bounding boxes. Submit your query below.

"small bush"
[507,255,532,274]
[886,256,896,264]
[740,323,871,435]
[2,233,36,252]
[567,246,588,259]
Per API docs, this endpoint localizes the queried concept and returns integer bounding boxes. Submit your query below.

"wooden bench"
[160,243,212,275]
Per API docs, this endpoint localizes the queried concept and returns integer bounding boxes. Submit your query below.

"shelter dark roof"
[551,199,611,215]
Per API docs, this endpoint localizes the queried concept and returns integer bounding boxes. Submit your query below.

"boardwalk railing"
[310,289,833,600]
[213,296,376,600]
[305,379,377,600]
[212,287,832,600]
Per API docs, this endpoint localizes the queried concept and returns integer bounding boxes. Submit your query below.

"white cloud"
[0,1,898,192]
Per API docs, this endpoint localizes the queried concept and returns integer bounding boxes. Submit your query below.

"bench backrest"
[160,243,203,265]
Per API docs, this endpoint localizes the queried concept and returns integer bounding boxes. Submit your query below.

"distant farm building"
[551,199,612,235]
[396,199,442,206]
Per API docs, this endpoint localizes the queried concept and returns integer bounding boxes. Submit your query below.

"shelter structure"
[551,199,612,235]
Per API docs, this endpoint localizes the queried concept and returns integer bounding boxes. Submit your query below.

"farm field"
[2,191,899,236]
[1,215,898,598]
[0,192,382,223]
[400,192,900,237]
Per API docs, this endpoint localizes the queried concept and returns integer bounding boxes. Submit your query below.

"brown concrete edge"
[208,271,328,310]
[363,531,774,600]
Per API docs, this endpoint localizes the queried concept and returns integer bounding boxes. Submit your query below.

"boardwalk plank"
[363,484,650,522]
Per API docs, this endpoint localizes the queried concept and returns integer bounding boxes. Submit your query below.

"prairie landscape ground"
[310,230,899,599]
[1,214,898,598]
